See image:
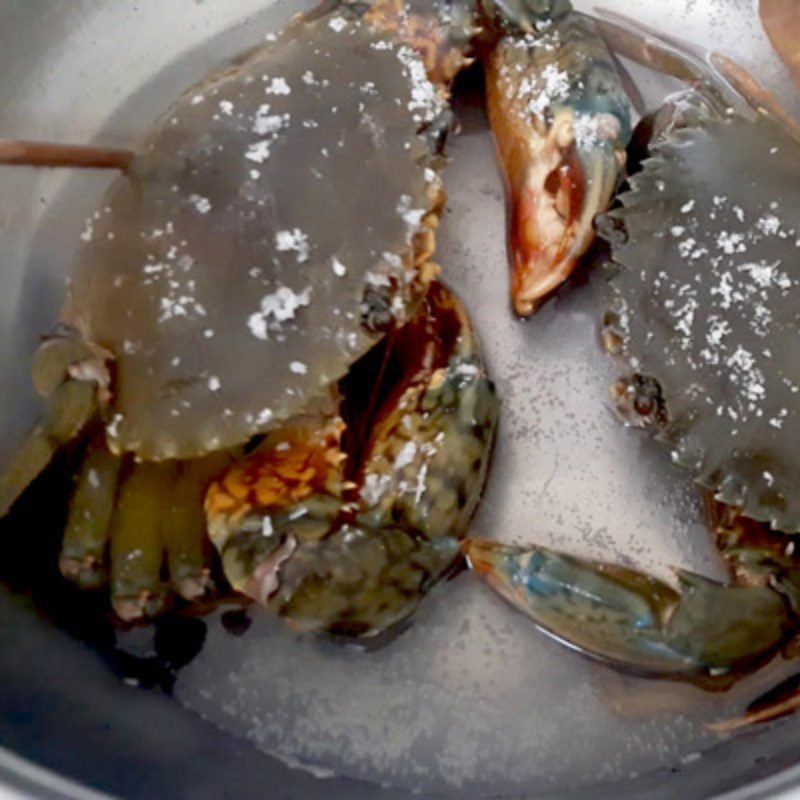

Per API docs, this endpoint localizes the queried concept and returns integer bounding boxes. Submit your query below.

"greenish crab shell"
[65,13,447,461]
[603,112,800,532]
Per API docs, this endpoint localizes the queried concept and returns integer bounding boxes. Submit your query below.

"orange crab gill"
[204,420,346,526]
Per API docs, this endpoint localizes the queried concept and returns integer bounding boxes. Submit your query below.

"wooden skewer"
[0,139,133,171]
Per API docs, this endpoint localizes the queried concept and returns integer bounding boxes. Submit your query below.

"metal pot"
[2,1,800,797]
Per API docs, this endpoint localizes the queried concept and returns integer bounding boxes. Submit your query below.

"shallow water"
[174,2,800,793]
[171,104,725,796]
[3,0,800,795]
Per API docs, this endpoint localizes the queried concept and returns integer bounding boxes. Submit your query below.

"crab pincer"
[482,4,631,316]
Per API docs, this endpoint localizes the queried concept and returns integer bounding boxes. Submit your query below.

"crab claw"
[485,14,631,317]
[507,126,623,316]
[464,539,794,680]
[484,14,630,316]
[206,284,498,640]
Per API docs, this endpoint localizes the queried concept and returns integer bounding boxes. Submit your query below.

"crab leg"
[163,455,231,602]
[0,381,97,517]
[483,12,630,316]
[0,330,110,518]
[59,446,223,609]
[109,462,172,621]
[465,539,795,680]
[59,432,121,589]
[709,674,800,734]
[0,139,132,171]
[592,9,716,87]
[164,473,211,602]
[593,8,800,141]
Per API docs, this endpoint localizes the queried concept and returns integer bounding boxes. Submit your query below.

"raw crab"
[601,15,800,534]
[466,12,800,724]
[0,0,630,633]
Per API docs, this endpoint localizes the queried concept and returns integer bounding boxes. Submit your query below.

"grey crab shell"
[65,13,443,461]
[604,115,800,532]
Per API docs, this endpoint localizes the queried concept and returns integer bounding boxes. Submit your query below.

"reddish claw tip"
[462,538,505,579]
[509,155,585,317]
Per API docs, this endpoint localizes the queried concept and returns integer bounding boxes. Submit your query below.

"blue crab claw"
[464,539,795,680]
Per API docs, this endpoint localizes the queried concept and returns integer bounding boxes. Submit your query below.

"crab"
[0,0,630,635]
[465,12,800,725]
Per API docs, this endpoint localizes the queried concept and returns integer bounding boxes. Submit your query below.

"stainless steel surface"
[2,0,800,798]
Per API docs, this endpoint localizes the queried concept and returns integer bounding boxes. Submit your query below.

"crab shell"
[64,14,445,461]
[604,113,800,532]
